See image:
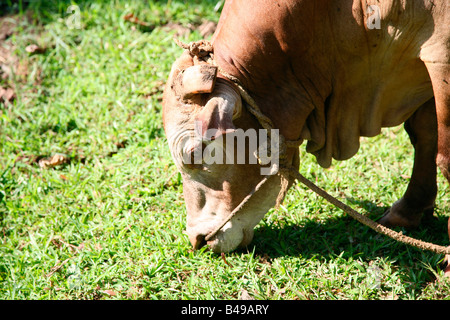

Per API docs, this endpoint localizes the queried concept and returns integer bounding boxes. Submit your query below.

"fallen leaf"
[239,289,254,300]
[0,16,16,41]
[25,44,38,53]
[46,259,70,278]
[221,252,234,267]
[102,289,117,296]
[25,44,46,54]
[114,140,128,149]
[38,153,70,169]
[123,13,153,28]
[0,86,15,104]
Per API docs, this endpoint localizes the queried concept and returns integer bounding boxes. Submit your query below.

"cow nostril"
[190,233,207,250]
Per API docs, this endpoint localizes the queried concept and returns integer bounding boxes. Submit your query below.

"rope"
[175,39,450,255]
[290,168,450,255]
[205,176,270,242]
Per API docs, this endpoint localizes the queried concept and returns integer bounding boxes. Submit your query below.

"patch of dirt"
[0,16,17,106]
[0,16,15,41]
[0,86,14,104]
[0,13,44,107]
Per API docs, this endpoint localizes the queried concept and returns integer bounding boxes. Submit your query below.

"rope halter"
[174,39,450,255]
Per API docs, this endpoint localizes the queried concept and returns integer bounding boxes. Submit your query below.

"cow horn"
[174,65,218,101]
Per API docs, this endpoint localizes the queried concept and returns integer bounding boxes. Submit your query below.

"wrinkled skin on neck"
[212,0,437,166]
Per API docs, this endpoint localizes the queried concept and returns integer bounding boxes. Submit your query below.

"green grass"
[1,0,449,300]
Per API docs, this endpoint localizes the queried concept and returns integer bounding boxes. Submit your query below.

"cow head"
[162,51,297,252]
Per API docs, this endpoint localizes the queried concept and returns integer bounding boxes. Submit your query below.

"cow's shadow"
[244,198,449,271]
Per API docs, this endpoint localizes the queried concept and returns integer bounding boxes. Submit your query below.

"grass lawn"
[1,0,449,300]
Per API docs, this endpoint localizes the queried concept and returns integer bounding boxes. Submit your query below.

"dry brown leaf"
[221,252,234,267]
[46,259,70,278]
[25,44,38,53]
[102,289,117,296]
[38,154,70,169]
[25,44,46,54]
[123,13,152,28]
[239,289,254,300]
[0,16,16,41]
[0,86,15,104]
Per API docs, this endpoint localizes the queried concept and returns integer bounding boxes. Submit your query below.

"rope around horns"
[175,39,450,256]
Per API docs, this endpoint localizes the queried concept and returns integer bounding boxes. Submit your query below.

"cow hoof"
[379,198,431,229]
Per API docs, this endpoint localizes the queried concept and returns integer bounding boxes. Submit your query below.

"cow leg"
[379,98,438,228]
[422,63,450,277]
[425,64,450,184]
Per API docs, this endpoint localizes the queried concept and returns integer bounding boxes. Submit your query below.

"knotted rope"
[175,39,450,255]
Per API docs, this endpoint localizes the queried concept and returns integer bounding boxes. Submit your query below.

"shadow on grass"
[247,200,449,266]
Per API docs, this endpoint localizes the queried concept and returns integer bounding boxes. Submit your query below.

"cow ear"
[194,79,241,140]
[174,65,218,101]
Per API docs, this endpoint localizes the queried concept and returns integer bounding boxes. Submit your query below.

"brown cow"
[162,0,450,261]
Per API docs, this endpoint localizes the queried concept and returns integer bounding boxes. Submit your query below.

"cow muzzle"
[187,221,255,253]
